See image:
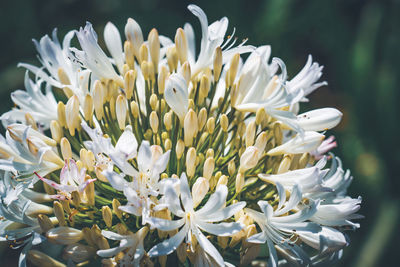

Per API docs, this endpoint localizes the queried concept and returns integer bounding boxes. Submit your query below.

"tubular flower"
[0,4,361,266]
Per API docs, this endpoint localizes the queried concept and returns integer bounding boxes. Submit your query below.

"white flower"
[0,74,58,129]
[97,227,148,265]
[147,173,245,267]
[73,22,123,85]
[104,141,170,220]
[245,183,321,266]
[267,131,325,156]
[185,4,253,77]
[311,135,337,160]
[35,159,96,200]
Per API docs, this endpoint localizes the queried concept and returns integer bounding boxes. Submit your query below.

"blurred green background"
[0,0,399,266]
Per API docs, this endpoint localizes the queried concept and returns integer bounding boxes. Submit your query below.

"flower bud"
[228,160,236,176]
[255,131,268,152]
[24,113,37,130]
[218,236,229,249]
[220,114,229,132]
[298,153,310,169]
[148,28,160,72]
[186,147,196,177]
[180,61,191,85]
[206,117,215,134]
[112,199,123,219]
[176,139,185,160]
[175,28,188,64]
[54,201,66,226]
[50,120,63,143]
[239,146,260,173]
[273,122,283,146]
[57,101,67,127]
[197,108,207,130]
[65,95,80,136]
[38,214,54,233]
[213,47,222,81]
[245,121,256,147]
[192,177,209,208]
[158,66,168,94]
[63,244,96,263]
[255,108,267,125]
[235,172,245,193]
[124,41,135,69]
[184,109,198,147]
[47,226,83,245]
[102,206,113,228]
[83,94,94,122]
[166,46,178,72]
[85,176,95,206]
[217,175,228,187]
[116,94,128,130]
[139,43,149,64]
[93,80,105,120]
[124,70,136,99]
[277,154,292,174]
[130,100,139,118]
[203,157,215,180]
[125,18,144,59]
[150,111,159,133]
[60,137,72,160]
[28,250,66,267]
[226,53,240,87]
[164,138,172,151]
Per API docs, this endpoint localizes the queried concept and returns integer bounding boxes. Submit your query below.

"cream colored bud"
[54,201,66,226]
[102,206,113,228]
[57,101,66,127]
[192,177,209,208]
[255,131,268,152]
[150,111,159,133]
[199,75,210,104]
[277,154,292,174]
[164,139,172,150]
[25,113,37,130]
[203,157,215,180]
[273,122,283,146]
[298,153,310,169]
[217,175,228,187]
[144,129,153,140]
[158,66,168,94]
[125,18,144,59]
[116,94,128,130]
[28,250,66,267]
[186,147,196,177]
[58,67,71,85]
[62,87,74,99]
[112,199,123,219]
[71,191,81,207]
[221,114,229,132]
[213,47,222,81]
[184,109,198,146]
[139,43,148,64]
[38,214,54,233]
[206,148,214,159]
[147,61,155,82]
[180,61,191,85]
[50,120,63,143]
[176,139,185,160]
[93,80,105,120]
[65,95,80,136]
[255,108,267,125]
[60,199,71,215]
[206,117,215,134]
[163,111,172,131]
[124,41,135,69]
[238,122,246,137]
[175,28,188,64]
[235,172,245,193]
[82,227,95,247]
[197,108,207,131]
[245,121,256,147]
[148,28,160,72]
[239,146,260,173]
[63,244,96,263]
[47,226,83,245]
[226,53,240,87]
[130,100,139,118]
[83,94,94,122]
[60,137,72,160]
[83,149,95,172]
[97,236,110,250]
[166,46,178,72]
[150,94,158,111]
[228,160,236,176]
[85,176,95,206]
[124,70,136,99]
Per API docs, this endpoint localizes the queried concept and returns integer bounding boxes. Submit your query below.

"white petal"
[147,217,184,231]
[148,224,188,257]
[102,170,127,191]
[164,73,189,121]
[115,125,138,159]
[196,221,244,236]
[297,108,342,131]
[193,228,225,267]
[179,173,193,212]
[196,185,228,217]
[267,131,325,156]
[104,22,124,72]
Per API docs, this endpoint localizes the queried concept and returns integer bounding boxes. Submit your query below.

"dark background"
[0,0,399,266]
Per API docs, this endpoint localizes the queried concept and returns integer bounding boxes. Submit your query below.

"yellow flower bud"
[184,109,198,147]
[57,101,66,127]
[93,80,105,120]
[65,95,80,136]
[176,139,185,160]
[71,191,81,208]
[203,157,215,180]
[150,111,159,133]
[112,199,123,219]
[245,121,256,147]
[273,122,283,146]
[83,94,94,122]
[25,113,37,130]
[54,201,66,226]
[116,94,128,130]
[38,214,54,233]
[28,250,66,267]
[221,114,229,132]
[186,147,196,177]
[175,28,188,64]
[47,226,83,245]
[235,172,245,193]
[139,43,149,64]
[63,244,96,263]
[158,66,168,94]
[124,41,135,69]
[102,206,113,228]
[124,69,136,99]
[228,160,236,176]
[130,100,139,118]
[148,28,160,72]
[226,53,240,87]
[217,175,228,187]
[60,137,72,160]
[192,177,209,208]
[255,131,268,152]
[166,46,178,72]
[239,146,260,173]
[206,117,215,134]
[150,94,158,111]
[180,61,191,85]
[213,46,222,81]
[50,120,62,143]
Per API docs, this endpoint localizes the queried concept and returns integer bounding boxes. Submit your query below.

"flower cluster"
[0,4,361,267]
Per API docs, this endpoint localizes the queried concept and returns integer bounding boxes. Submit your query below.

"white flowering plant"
[0,4,362,267]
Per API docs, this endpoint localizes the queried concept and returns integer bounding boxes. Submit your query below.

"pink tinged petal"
[193,228,225,267]
[196,185,228,217]
[179,173,193,212]
[148,224,188,257]
[201,201,246,222]
[34,172,76,192]
[147,217,184,231]
[78,178,96,192]
[196,221,244,236]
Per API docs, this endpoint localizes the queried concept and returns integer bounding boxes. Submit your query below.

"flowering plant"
[0,4,361,266]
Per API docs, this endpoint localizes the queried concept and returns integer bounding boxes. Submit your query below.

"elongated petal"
[267,131,325,156]
[297,108,342,131]
[147,217,184,231]
[179,173,193,212]
[193,228,225,267]
[164,74,188,121]
[196,185,228,216]
[201,201,246,222]
[196,221,244,236]
[104,22,124,71]
[148,224,188,257]
[102,170,127,191]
